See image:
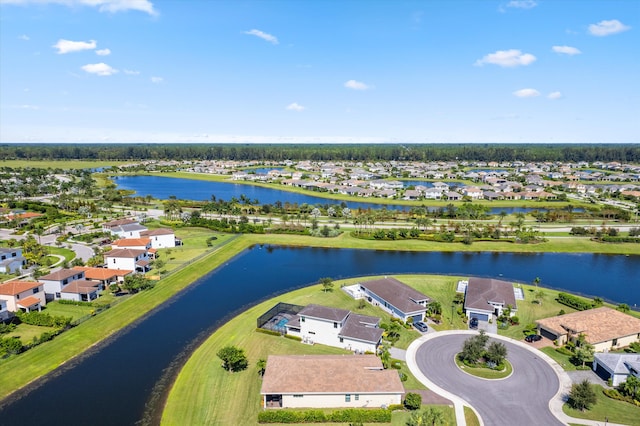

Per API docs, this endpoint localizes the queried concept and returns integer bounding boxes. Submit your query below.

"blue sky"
[0,0,638,143]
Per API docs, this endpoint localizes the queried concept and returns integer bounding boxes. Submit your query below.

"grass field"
[42,301,94,321]
[161,275,452,426]
[562,384,640,425]
[47,246,76,263]
[455,357,513,380]
[5,324,57,344]
[539,346,577,371]
[464,406,481,426]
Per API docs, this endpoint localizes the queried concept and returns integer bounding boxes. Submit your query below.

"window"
[55,292,61,298]
[612,338,618,346]
[33,288,39,294]
[345,394,351,402]
[339,337,344,343]
[333,322,338,328]
[355,394,359,401]
[308,331,315,335]
[301,317,305,322]
[293,395,303,398]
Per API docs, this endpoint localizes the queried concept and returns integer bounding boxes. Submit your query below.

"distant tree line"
[1,143,639,162]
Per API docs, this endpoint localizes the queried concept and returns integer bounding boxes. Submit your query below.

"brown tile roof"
[537,307,640,344]
[113,238,151,247]
[72,267,133,280]
[0,280,42,296]
[61,280,99,295]
[103,218,136,228]
[299,304,350,322]
[360,277,429,315]
[39,268,84,282]
[464,277,517,313]
[17,295,42,308]
[261,355,404,395]
[104,249,146,258]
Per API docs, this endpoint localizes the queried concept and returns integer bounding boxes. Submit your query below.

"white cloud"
[244,29,279,44]
[81,62,118,76]
[123,69,140,75]
[150,76,163,84]
[95,48,111,56]
[2,0,157,16]
[552,45,581,55]
[286,102,305,111]
[506,0,537,9]
[513,88,540,98]
[344,79,370,90]
[53,39,96,54]
[474,49,536,67]
[547,91,562,100]
[18,34,30,41]
[13,104,40,110]
[588,19,631,36]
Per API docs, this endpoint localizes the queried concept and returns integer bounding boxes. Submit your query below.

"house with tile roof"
[103,248,150,273]
[536,307,640,352]
[284,304,383,353]
[358,277,429,322]
[463,277,517,323]
[0,280,46,314]
[593,353,640,386]
[72,266,133,285]
[60,280,101,302]
[140,228,178,248]
[39,268,86,300]
[260,355,404,409]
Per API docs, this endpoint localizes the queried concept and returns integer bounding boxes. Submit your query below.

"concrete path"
[389,347,406,361]
[406,331,628,426]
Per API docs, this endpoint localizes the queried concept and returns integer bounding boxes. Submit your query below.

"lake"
[0,247,637,425]
[114,175,565,214]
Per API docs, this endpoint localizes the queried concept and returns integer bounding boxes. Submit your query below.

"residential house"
[0,280,46,313]
[0,299,8,321]
[112,237,151,251]
[60,280,101,302]
[261,355,404,409]
[285,304,383,353]
[103,219,148,238]
[0,247,26,274]
[103,248,150,273]
[536,307,640,352]
[592,353,640,386]
[463,277,517,322]
[72,266,132,286]
[140,228,178,248]
[102,218,137,233]
[39,269,86,301]
[359,277,429,322]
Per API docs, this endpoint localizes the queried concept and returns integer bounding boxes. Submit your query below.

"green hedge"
[16,311,72,328]
[57,299,93,307]
[556,292,593,311]
[255,328,281,336]
[283,334,302,341]
[556,346,574,356]
[258,408,392,423]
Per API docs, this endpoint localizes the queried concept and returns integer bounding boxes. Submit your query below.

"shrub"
[556,346,574,356]
[257,409,391,423]
[283,334,302,341]
[557,292,593,311]
[255,328,281,336]
[216,345,248,372]
[404,392,422,410]
[16,311,71,328]
[57,299,93,307]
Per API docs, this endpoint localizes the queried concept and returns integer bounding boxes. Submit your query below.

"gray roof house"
[593,353,640,386]
[464,277,517,322]
[359,277,430,322]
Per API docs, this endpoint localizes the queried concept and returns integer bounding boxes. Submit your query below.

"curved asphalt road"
[415,334,562,426]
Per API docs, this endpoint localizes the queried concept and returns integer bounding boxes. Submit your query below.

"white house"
[359,277,429,322]
[112,238,151,251]
[261,355,404,409]
[463,277,517,322]
[0,299,8,321]
[285,304,383,353]
[103,248,149,273]
[0,280,46,313]
[102,218,137,233]
[0,247,26,274]
[593,353,640,386]
[60,280,101,302]
[140,228,178,248]
[72,266,132,286]
[39,269,86,301]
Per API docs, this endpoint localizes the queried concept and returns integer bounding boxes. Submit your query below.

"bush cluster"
[255,328,281,336]
[16,311,72,328]
[556,292,593,311]
[58,299,94,307]
[258,408,391,423]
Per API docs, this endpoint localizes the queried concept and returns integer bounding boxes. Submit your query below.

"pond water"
[114,175,569,214]
[0,247,637,425]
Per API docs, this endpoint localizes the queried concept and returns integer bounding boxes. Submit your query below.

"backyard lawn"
[42,301,94,322]
[563,384,640,425]
[5,324,57,345]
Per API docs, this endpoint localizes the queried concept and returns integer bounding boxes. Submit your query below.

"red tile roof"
[17,295,42,308]
[0,280,42,296]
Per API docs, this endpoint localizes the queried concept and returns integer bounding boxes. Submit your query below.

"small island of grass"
[454,331,513,380]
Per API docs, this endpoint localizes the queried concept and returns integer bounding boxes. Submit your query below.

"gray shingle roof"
[298,304,350,322]
[464,277,517,312]
[360,277,429,315]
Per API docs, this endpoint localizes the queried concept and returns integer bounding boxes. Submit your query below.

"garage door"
[539,327,558,341]
[470,313,489,322]
[594,363,612,382]
[411,314,423,323]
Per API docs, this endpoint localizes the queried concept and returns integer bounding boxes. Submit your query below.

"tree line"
[1,143,639,162]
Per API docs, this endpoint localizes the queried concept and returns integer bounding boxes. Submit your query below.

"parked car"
[414,321,429,332]
[525,334,542,342]
[469,318,479,329]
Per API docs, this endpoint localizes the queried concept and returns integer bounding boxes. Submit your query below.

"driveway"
[414,333,563,426]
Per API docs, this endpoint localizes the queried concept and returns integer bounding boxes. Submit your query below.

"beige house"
[537,307,640,352]
[0,280,46,313]
[261,355,404,409]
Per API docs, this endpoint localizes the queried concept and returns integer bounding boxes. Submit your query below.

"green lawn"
[563,384,640,425]
[5,324,57,344]
[47,246,76,263]
[539,346,577,371]
[42,301,94,322]
[464,406,481,426]
[390,405,456,425]
[161,275,448,426]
